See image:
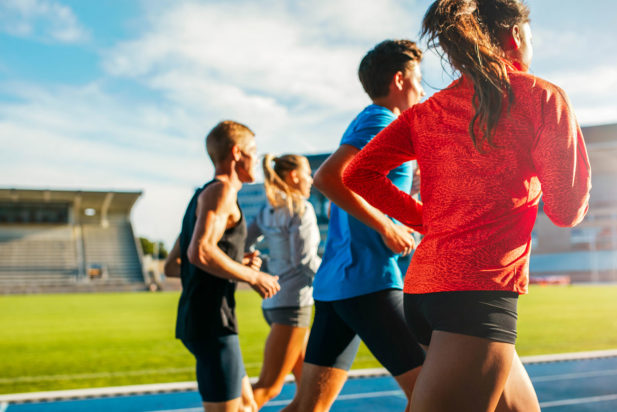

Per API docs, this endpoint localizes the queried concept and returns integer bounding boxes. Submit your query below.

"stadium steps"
[82,223,144,284]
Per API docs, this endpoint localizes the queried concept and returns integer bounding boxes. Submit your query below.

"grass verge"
[1,285,616,394]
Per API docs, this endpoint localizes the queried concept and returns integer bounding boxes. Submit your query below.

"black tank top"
[175,180,247,340]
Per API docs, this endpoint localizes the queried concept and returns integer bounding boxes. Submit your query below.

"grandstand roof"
[0,188,142,214]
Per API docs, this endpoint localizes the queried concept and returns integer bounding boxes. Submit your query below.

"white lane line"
[146,390,406,412]
[522,349,617,364]
[0,401,9,412]
[266,390,406,406]
[532,368,617,382]
[540,393,617,408]
[145,408,202,412]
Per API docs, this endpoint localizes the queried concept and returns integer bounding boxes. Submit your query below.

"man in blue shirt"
[282,40,426,412]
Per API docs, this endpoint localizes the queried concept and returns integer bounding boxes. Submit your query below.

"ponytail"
[262,154,308,216]
[422,0,530,150]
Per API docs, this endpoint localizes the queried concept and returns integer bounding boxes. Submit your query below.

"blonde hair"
[205,120,254,164]
[262,154,309,216]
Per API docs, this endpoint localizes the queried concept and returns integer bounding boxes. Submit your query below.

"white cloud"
[548,66,617,97]
[103,2,361,110]
[0,0,88,43]
[540,65,617,126]
[103,0,429,114]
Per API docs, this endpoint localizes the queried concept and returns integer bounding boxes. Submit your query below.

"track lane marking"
[145,390,406,412]
[540,393,617,408]
[532,368,617,382]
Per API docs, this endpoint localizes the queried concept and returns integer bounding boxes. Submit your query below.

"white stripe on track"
[532,368,617,382]
[0,401,9,412]
[540,393,617,408]
[266,389,406,406]
[146,390,406,412]
[521,349,617,364]
[146,409,203,412]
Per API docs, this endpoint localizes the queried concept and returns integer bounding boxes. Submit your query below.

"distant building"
[0,188,146,294]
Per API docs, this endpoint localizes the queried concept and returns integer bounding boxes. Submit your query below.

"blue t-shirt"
[313,104,414,301]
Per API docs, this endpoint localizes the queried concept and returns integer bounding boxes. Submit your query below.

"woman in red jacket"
[343,1,591,411]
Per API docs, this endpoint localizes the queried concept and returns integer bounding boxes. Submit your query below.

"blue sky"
[1,0,616,247]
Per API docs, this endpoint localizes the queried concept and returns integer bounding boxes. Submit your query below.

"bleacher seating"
[82,222,144,284]
[0,225,78,288]
[0,222,145,293]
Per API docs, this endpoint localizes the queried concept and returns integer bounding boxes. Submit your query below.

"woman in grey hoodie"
[246,154,321,409]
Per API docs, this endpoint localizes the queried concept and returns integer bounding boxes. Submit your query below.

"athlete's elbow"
[187,244,211,268]
[546,200,589,228]
[313,167,343,198]
[341,165,362,194]
[312,168,326,192]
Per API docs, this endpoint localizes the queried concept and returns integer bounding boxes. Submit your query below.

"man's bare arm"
[163,236,181,278]
[186,181,279,298]
[313,144,414,254]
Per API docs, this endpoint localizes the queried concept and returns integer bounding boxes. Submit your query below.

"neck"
[214,162,242,191]
[372,97,401,116]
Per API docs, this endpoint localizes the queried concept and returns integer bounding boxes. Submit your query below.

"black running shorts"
[305,288,425,375]
[182,335,246,402]
[404,290,519,345]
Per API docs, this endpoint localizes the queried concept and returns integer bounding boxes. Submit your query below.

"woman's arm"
[342,113,425,233]
[532,85,591,227]
[314,144,415,254]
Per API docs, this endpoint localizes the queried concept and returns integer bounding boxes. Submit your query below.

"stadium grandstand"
[0,188,146,294]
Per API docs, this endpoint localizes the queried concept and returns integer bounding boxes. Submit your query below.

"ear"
[231,144,242,162]
[392,71,405,91]
[510,24,522,50]
[288,169,300,184]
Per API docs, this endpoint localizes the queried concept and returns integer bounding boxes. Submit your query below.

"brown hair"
[422,0,530,149]
[358,39,423,100]
[262,154,309,216]
[205,120,254,164]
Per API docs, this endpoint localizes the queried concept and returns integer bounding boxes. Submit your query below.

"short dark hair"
[205,120,254,164]
[358,40,423,100]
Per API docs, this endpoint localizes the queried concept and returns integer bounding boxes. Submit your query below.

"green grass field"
[1,285,617,395]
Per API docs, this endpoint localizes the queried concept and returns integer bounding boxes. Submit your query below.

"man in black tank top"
[165,121,280,411]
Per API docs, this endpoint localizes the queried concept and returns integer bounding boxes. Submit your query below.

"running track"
[2,352,617,411]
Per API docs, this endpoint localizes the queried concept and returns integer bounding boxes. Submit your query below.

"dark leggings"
[404,290,519,345]
[305,288,425,375]
[182,334,246,402]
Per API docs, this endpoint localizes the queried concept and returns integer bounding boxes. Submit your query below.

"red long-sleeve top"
[343,72,591,294]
